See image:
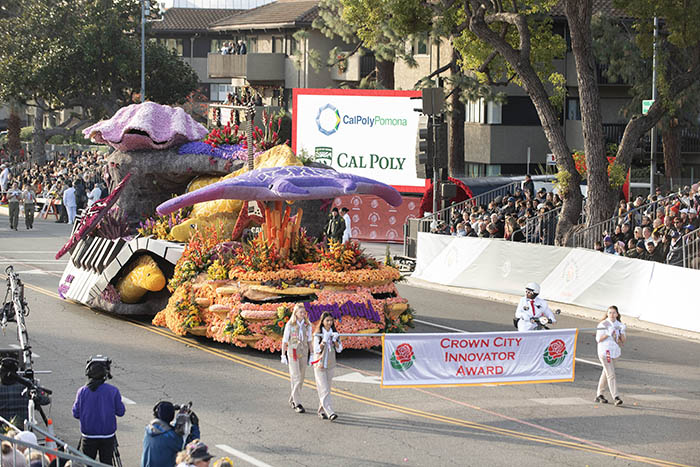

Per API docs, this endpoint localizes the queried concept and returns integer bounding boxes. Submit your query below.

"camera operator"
[72,356,125,465]
[141,401,201,467]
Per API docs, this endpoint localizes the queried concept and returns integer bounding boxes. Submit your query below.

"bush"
[48,134,64,144]
[20,126,33,141]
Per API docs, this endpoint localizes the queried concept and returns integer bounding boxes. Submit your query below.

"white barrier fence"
[413,233,700,333]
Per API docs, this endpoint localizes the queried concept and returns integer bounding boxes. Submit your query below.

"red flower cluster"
[204,122,245,148]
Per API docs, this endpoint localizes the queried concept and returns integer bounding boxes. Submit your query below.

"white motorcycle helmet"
[525,282,540,296]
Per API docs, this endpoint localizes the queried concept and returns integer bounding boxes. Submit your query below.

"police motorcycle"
[513,282,561,330]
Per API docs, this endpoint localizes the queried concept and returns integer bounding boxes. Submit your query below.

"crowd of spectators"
[593,184,700,266]
[429,173,700,268]
[0,149,110,225]
[219,40,247,55]
[432,174,563,245]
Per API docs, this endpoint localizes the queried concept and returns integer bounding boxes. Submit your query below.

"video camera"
[174,401,194,437]
[0,357,52,406]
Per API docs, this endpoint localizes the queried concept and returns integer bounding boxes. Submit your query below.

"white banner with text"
[381,330,578,388]
[293,88,424,192]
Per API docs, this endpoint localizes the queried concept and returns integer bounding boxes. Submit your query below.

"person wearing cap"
[176,439,214,467]
[142,401,201,467]
[625,239,643,259]
[601,236,614,254]
[501,197,516,216]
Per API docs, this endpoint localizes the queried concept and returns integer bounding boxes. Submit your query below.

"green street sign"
[642,99,654,115]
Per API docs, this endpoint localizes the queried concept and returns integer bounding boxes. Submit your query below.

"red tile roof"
[151,8,242,33]
[210,0,319,31]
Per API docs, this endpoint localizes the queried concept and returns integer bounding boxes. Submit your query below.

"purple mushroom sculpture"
[83,102,208,151]
[156,165,402,216]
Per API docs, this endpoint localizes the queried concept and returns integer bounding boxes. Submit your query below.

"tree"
[0,0,199,164]
[593,12,700,188]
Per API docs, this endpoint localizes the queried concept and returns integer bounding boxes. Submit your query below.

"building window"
[272,36,284,54]
[411,34,428,56]
[159,38,183,56]
[467,163,485,177]
[211,39,226,53]
[487,101,502,124]
[465,99,484,124]
[567,98,581,120]
[210,84,233,102]
[287,36,297,55]
[247,37,257,53]
[486,165,502,176]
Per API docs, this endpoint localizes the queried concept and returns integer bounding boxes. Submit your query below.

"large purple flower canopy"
[156,166,402,216]
[83,102,208,151]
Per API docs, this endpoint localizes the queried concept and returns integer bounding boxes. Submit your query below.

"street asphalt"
[0,211,698,467]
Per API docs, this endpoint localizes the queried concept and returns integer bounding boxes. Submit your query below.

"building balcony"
[207,53,286,82]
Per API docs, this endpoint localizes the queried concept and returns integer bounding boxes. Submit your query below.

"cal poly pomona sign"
[381,330,578,388]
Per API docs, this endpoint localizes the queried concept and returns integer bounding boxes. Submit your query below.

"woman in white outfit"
[312,312,342,421]
[595,305,626,406]
[281,304,313,414]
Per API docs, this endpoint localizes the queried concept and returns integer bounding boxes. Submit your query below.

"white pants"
[287,347,308,406]
[597,351,618,398]
[67,205,77,224]
[314,366,335,416]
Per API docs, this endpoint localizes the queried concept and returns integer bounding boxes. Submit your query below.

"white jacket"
[515,296,556,331]
[596,319,626,359]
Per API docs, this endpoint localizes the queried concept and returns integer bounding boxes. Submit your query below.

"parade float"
[57,102,413,351]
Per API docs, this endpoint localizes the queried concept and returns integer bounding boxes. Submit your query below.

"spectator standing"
[341,207,352,243]
[666,231,684,266]
[63,181,77,224]
[87,182,102,207]
[312,312,342,421]
[324,208,345,243]
[522,174,535,199]
[595,305,626,406]
[7,182,21,230]
[72,356,126,464]
[142,401,201,467]
[281,303,313,414]
[238,39,247,55]
[0,163,10,196]
[21,183,36,230]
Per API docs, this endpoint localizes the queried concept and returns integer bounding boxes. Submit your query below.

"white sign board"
[293,89,425,192]
[546,153,556,166]
[382,330,578,388]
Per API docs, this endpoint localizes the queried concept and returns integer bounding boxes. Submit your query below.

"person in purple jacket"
[72,355,125,465]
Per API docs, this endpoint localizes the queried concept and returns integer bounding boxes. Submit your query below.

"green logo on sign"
[314,146,333,166]
[543,339,568,367]
[390,343,415,371]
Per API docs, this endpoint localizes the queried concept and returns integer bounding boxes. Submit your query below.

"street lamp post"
[649,16,658,195]
[141,0,147,103]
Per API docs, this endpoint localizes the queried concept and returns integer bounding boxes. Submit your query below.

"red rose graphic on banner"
[543,339,568,366]
[391,343,415,371]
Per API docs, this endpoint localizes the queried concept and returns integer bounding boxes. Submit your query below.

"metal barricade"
[573,192,682,249]
[0,432,110,467]
[427,181,521,222]
[682,229,700,269]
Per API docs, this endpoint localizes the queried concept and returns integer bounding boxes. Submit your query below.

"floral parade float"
[152,165,414,351]
[57,101,413,350]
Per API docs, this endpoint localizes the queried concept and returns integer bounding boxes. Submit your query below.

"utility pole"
[649,16,658,195]
[141,0,146,103]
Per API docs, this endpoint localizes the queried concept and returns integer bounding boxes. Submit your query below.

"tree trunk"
[7,102,21,157]
[31,106,47,166]
[448,49,465,177]
[662,122,682,189]
[375,59,395,89]
[565,0,616,225]
[468,12,583,245]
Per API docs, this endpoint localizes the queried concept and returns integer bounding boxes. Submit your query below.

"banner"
[381,330,578,388]
[293,88,424,192]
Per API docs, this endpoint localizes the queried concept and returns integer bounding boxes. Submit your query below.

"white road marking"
[216,444,274,467]
[530,397,591,406]
[334,371,380,385]
[121,396,136,405]
[8,344,39,358]
[414,319,472,333]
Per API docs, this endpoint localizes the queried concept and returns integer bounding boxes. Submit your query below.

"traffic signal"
[415,115,433,179]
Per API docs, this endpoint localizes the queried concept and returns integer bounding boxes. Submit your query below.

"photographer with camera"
[72,355,125,465]
[141,401,201,467]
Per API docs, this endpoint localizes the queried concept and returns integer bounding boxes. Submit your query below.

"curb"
[404,276,700,343]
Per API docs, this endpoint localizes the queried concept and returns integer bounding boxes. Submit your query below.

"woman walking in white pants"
[281,304,313,414]
[312,312,342,421]
[595,305,626,406]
